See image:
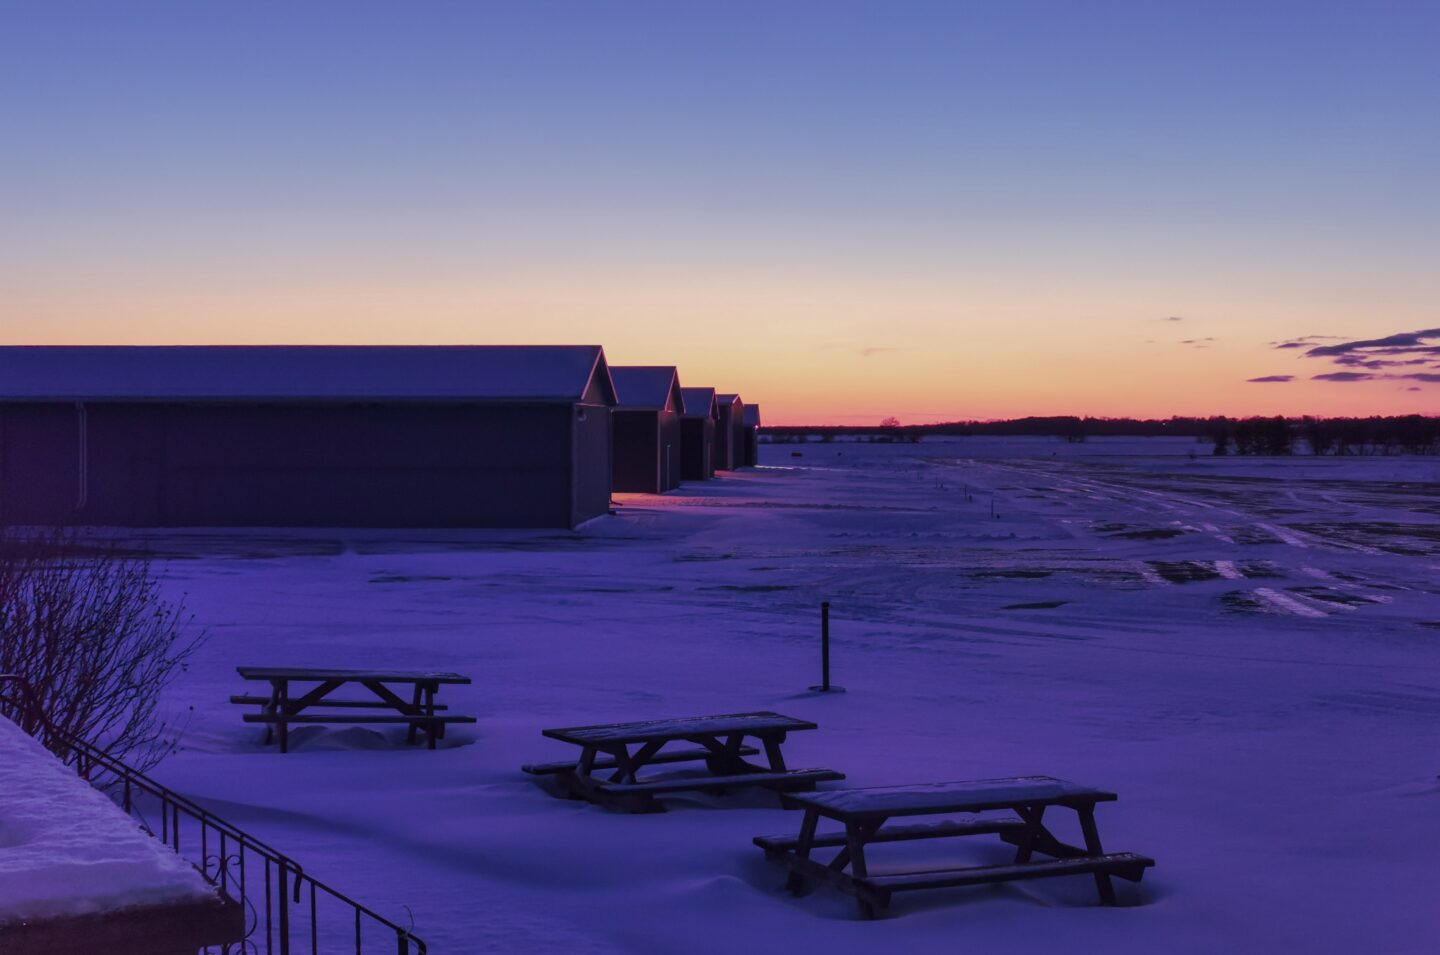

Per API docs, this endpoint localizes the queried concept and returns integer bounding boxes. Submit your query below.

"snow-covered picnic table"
[232,666,476,753]
[523,711,845,812]
[756,775,1155,917]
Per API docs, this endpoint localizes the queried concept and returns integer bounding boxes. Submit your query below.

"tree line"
[1208,415,1440,456]
[763,415,1440,455]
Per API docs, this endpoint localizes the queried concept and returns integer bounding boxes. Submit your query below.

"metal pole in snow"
[809,601,845,693]
[821,601,830,690]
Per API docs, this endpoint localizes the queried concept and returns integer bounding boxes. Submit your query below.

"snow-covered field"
[147,437,1440,953]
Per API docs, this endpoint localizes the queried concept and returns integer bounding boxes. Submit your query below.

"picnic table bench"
[755,775,1154,917]
[523,711,845,812]
[232,667,476,753]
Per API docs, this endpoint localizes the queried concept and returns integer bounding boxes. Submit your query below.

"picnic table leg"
[277,680,289,754]
[1077,804,1117,905]
[423,688,440,749]
[723,733,746,772]
[762,735,788,773]
[261,680,279,745]
[1012,804,1047,864]
[845,822,878,918]
[699,733,747,775]
[553,746,598,801]
[785,809,819,894]
[608,740,664,784]
[407,684,423,746]
[424,683,439,750]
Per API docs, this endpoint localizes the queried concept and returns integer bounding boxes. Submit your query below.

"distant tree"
[1260,416,1293,455]
[1300,416,1335,455]
[1209,416,1232,455]
[880,417,901,428]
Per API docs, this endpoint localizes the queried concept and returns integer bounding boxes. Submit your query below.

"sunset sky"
[2,1,1436,423]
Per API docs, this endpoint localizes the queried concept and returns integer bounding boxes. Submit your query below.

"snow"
[128,436,1439,953]
[0,345,608,402]
[792,777,1099,815]
[0,717,214,925]
[545,712,813,744]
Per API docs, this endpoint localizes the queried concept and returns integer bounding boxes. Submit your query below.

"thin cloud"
[1247,375,1294,383]
[1271,335,1346,349]
[1333,355,1435,368]
[1312,372,1375,382]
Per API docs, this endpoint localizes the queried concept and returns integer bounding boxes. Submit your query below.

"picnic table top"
[783,776,1118,820]
[542,711,817,746]
[235,667,471,684]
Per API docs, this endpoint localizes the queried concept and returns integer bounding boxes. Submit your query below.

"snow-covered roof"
[680,387,718,419]
[743,404,761,427]
[610,366,681,412]
[0,346,617,404]
[0,716,214,924]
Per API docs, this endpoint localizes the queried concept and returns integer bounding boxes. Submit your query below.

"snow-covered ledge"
[0,715,241,954]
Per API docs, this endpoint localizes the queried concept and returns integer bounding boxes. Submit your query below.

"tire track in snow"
[1214,560,1245,580]
[1301,566,1395,603]
[1134,561,1171,586]
[1202,522,1236,544]
[1257,522,1309,548]
[983,460,1390,557]
[1253,587,1329,618]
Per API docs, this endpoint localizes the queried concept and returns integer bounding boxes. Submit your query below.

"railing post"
[278,861,291,955]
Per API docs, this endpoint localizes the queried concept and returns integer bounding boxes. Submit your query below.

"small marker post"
[809,601,845,693]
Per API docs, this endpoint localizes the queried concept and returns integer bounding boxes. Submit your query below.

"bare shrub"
[0,534,202,770]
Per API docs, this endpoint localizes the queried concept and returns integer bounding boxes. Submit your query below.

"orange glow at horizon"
[4,265,1433,424]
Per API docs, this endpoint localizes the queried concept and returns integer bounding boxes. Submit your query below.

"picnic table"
[522,711,845,812]
[755,775,1154,917]
[231,667,476,753]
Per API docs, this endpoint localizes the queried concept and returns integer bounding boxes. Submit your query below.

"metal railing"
[0,675,427,954]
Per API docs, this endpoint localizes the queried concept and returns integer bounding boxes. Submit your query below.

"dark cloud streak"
[1273,327,1438,389]
[1312,372,1376,382]
[1305,328,1440,357]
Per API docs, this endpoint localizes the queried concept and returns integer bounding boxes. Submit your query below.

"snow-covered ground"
[0,716,213,924]
[144,437,1439,953]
